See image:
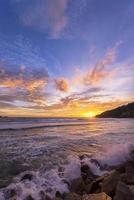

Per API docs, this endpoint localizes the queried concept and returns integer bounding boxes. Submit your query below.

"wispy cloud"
[83,43,119,85]
[16,0,69,38]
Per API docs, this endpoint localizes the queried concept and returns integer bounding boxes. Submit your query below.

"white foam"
[95,143,133,166]
[0,143,133,199]
[64,156,81,180]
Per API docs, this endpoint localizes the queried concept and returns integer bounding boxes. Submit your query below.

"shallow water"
[0,118,134,199]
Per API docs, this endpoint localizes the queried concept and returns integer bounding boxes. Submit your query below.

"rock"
[129,149,134,160]
[120,172,134,185]
[4,189,16,199]
[79,154,90,160]
[114,181,134,200]
[89,176,106,194]
[82,192,111,200]
[84,183,93,194]
[70,177,85,195]
[63,179,70,188]
[0,177,13,188]
[129,185,134,193]
[24,195,35,200]
[45,194,53,200]
[101,170,120,197]
[125,161,134,184]
[90,159,102,169]
[9,195,18,200]
[120,173,127,183]
[56,191,62,198]
[81,164,94,181]
[39,191,52,200]
[116,164,126,174]
[64,192,81,200]
[81,164,91,174]
[125,161,134,173]
[21,173,33,181]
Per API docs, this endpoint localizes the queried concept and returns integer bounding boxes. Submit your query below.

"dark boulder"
[81,164,94,181]
[21,173,33,181]
[114,181,134,200]
[64,192,81,200]
[24,195,35,200]
[101,170,120,197]
[4,188,16,199]
[70,177,85,195]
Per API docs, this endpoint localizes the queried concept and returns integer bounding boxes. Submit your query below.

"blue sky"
[0,0,134,117]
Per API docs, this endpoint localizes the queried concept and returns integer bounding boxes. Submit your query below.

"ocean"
[0,117,134,199]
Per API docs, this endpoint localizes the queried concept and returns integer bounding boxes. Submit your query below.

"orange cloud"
[0,64,49,105]
[84,44,119,85]
[55,78,69,92]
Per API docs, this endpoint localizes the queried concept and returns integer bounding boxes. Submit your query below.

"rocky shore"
[1,150,134,200]
[57,151,134,200]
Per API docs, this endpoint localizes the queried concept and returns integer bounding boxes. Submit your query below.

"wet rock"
[70,177,85,195]
[9,195,18,200]
[120,173,127,183]
[114,181,134,200]
[39,191,51,200]
[129,149,134,160]
[129,185,134,193]
[125,161,134,173]
[89,176,106,194]
[81,164,94,181]
[101,170,120,197]
[120,171,134,185]
[45,194,53,200]
[82,192,112,200]
[125,161,134,184]
[79,154,90,160]
[64,192,81,200]
[56,191,62,198]
[0,177,13,188]
[90,159,102,169]
[115,164,126,174]
[58,166,64,172]
[24,195,35,200]
[21,173,33,181]
[63,179,70,188]
[4,188,16,199]
[84,183,95,194]
[58,166,64,178]
[81,164,92,175]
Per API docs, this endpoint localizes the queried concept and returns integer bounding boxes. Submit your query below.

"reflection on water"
[0,118,134,166]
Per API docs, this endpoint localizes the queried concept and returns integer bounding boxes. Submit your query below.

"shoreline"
[0,150,134,200]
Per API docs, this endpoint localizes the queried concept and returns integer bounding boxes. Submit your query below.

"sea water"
[0,117,134,199]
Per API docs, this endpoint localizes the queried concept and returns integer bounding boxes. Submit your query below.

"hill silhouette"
[96,102,134,118]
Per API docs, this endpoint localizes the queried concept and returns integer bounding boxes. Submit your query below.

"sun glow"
[83,112,96,118]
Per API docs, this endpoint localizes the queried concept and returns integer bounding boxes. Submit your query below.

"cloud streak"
[83,43,120,85]
[16,0,69,38]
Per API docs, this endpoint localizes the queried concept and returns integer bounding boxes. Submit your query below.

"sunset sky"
[0,0,134,117]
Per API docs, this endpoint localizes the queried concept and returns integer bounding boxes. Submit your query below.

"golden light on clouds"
[0,42,133,118]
